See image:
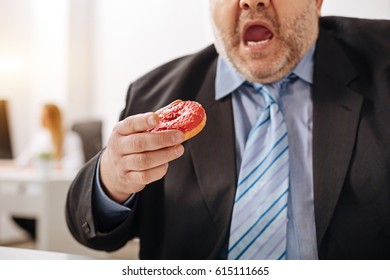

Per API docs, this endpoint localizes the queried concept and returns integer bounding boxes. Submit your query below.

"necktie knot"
[284,73,298,83]
[280,73,298,91]
[250,83,275,107]
[256,73,298,105]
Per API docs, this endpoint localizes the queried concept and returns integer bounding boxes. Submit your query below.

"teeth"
[247,39,270,46]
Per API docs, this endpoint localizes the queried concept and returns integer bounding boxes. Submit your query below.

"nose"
[239,0,270,10]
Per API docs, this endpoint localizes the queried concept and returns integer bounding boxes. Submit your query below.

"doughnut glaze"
[148,100,207,141]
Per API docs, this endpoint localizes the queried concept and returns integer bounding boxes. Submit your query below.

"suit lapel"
[312,30,364,246]
[187,58,237,256]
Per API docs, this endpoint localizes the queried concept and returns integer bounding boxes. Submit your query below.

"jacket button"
[82,222,91,234]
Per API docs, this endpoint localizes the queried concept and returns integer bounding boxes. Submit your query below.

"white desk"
[0,161,140,259]
[0,246,95,260]
[0,164,73,249]
[0,161,106,257]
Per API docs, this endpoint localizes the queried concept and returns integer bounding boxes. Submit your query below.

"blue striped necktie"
[228,76,295,260]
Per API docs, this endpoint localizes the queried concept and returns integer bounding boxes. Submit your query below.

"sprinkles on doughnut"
[148,100,207,141]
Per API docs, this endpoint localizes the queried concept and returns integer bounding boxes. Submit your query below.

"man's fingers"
[126,163,170,186]
[121,144,184,171]
[116,112,159,135]
[117,130,184,154]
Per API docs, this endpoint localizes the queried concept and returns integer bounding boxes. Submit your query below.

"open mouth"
[244,24,274,47]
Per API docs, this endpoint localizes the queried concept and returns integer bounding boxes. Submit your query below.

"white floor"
[0,213,140,260]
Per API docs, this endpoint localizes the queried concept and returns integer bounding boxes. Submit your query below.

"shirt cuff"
[92,154,136,231]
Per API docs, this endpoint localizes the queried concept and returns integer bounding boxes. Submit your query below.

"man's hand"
[100,112,184,203]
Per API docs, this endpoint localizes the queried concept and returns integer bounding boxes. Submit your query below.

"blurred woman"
[16,103,85,171]
[14,103,85,239]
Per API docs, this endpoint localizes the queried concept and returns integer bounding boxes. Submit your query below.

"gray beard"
[210,4,319,84]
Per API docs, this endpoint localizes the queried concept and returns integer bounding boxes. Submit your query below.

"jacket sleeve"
[65,152,139,252]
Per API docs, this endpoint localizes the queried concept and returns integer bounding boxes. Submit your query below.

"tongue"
[245,25,273,42]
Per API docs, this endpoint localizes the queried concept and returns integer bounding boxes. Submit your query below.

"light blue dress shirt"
[216,46,318,259]
[93,46,318,259]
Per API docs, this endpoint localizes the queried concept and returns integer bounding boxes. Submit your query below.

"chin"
[236,59,292,84]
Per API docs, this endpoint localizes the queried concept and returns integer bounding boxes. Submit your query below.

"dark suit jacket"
[66,17,390,259]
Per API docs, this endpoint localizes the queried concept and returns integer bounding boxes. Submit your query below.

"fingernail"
[147,114,158,126]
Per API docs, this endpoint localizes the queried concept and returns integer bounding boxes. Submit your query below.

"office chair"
[71,120,103,162]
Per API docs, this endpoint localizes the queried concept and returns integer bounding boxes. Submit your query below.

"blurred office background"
[1,0,389,156]
[0,0,389,257]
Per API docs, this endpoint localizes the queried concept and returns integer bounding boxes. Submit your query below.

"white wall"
[1,0,389,154]
[30,0,69,126]
[0,0,95,156]
[0,0,32,156]
[322,0,390,19]
[91,0,213,142]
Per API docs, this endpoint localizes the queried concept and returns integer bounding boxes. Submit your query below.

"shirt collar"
[215,44,315,101]
[293,44,315,85]
[215,57,246,101]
